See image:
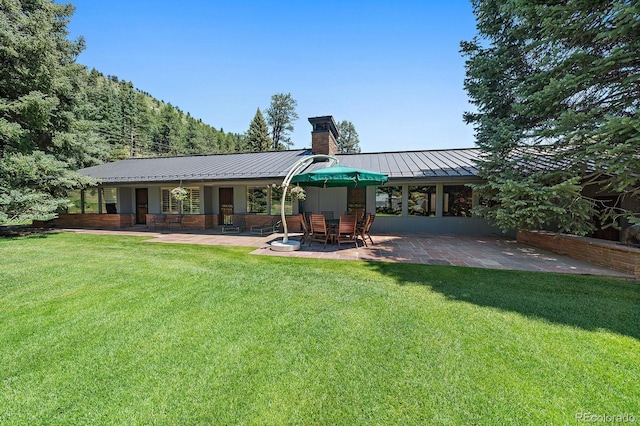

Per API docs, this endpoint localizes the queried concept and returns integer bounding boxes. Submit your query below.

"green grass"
[1,232,639,425]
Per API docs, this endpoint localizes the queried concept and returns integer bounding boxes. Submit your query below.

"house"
[52,115,509,235]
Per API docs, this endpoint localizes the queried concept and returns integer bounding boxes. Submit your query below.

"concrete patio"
[64,227,636,279]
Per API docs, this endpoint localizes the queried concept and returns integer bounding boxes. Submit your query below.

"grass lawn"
[1,232,639,424]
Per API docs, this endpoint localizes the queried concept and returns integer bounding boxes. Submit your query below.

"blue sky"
[67,0,479,152]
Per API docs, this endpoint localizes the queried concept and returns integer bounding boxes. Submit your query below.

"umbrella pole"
[272,154,337,250]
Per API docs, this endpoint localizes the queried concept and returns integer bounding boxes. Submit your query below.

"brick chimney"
[309,116,339,156]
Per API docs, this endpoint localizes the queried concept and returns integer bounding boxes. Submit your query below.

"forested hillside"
[79,69,246,161]
[0,0,246,223]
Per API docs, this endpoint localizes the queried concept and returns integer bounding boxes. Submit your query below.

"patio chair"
[148,214,167,230]
[219,214,245,233]
[168,214,184,231]
[334,214,358,249]
[304,212,313,227]
[358,213,375,247]
[345,209,365,223]
[309,214,331,248]
[250,216,281,236]
[298,214,311,245]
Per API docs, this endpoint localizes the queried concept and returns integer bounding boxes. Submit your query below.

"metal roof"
[335,148,481,179]
[78,150,312,183]
[78,148,482,184]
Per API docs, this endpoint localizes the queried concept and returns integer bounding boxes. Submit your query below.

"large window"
[375,186,402,216]
[65,187,117,214]
[443,185,473,217]
[162,187,200,214]
[83,188,100,213]
[247,187,268,214]
[408,185,436,217]
[270,185,292,215]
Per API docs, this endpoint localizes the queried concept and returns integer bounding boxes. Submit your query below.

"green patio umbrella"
[290,165,388,188]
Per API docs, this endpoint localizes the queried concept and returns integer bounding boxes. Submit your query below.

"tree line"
[0,0,360,224]
[79,70,246,160]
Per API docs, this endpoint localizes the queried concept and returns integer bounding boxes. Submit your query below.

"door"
[219,188,234,225]
[136,188,148,224]
[347,187,366,221]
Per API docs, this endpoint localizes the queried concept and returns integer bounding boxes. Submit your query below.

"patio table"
[326,218,339,232]
[321,219,339,244]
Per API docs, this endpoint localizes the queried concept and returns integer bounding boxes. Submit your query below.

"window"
[247,187,268,214]
[102,187,118,214]
[66,190,83,213]
[271,185,292,215]
[66,188,116,214]
[162,187,200,214]
[184,189,201,213]
[408,186,436,217]
[443,185,473,217]
[84,188,100,213]
[376,186,402,216]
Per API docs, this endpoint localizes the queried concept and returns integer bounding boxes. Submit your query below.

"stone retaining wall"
[517,230,640,278]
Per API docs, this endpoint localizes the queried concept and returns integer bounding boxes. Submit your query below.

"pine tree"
[336,120,361,153]
[462,0,640,234]
[0,0,97,222]
[246,108,273,152]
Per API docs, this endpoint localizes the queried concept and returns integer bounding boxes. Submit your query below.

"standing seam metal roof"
[334,148,481,179]
[78,148,482,183]
[78,150,312,183]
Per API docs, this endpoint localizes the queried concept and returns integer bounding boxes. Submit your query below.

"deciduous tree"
[265,93,298,150]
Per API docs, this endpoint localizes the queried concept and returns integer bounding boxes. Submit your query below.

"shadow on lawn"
[0,227,57,239]
[366,261,640,340]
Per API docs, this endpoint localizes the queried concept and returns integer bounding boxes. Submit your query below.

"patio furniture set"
[299,213,375,249]
[146,211,374,249]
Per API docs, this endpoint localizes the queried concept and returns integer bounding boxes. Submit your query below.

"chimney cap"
[308,115,339,138]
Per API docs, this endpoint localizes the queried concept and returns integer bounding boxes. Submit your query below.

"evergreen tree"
[246,108,272,152]
[154,103,182,155]
[118,80,138,158]
[462,0,640,234]
[0,0,97,222]
[336,120,361,153]
[130,89,153,157]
